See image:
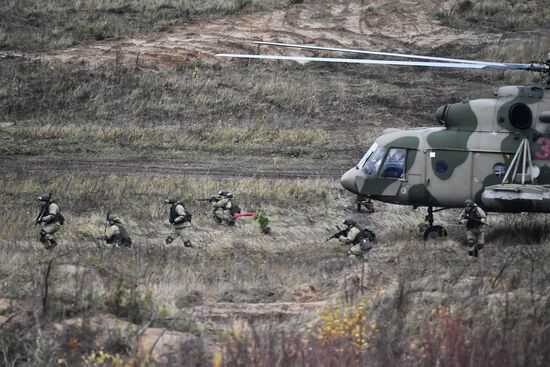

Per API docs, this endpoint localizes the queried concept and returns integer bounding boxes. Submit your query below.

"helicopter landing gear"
[421,206,448,241]
[356,196,375,213]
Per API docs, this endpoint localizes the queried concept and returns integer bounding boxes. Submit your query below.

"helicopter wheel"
[423,225,447,241]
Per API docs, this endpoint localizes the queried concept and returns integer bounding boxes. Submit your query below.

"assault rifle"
[461,211,490,226]
[35,203,48,225]
[325,226,348,242]
[195,196,218,203]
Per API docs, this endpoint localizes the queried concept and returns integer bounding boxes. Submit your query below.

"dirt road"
[43,0,500,68]
[0,154,347,179]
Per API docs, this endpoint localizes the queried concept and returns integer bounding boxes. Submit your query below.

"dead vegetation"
[1,172,549,366]
[435,0,550,32]
[1,0,549,365]
[0,0,290,52]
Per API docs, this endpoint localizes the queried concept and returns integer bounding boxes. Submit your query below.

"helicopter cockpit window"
[357,143,379,168]
[362,145,387,176]
[380,148,406,178]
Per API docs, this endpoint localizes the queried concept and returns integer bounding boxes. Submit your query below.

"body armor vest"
[40,202,64,224]
[466,208,482,229]
[169,204,190,224]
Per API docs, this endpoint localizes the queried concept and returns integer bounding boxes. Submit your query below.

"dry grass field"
[1,0,549,366]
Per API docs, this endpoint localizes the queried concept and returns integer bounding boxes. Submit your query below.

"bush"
[253,212,271,234]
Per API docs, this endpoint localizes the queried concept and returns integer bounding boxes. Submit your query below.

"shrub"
[253,212,271,234]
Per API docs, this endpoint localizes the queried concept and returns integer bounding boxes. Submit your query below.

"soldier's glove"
[459,219,466,225]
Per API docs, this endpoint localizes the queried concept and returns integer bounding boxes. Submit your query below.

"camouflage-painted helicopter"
[217,42,550,239]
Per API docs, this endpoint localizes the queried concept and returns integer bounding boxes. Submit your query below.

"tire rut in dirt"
[0,155,343,179]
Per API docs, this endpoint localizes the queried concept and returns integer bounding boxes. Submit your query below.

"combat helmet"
[107,213,122,224]
[342,219,356,226]
[38,193,52,202]
[218,191,233,198]
[464,199,475,207]
[165,197,178,205]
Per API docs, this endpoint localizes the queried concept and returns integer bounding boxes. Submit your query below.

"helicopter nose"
[340,167,360,194]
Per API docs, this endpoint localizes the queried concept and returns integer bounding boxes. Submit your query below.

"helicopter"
[217,41,550,240]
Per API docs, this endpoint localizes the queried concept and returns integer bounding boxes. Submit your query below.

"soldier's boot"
[165,236,174,244]
[40,231,55,250]
[467,242,478,257]
[184,240,193,248]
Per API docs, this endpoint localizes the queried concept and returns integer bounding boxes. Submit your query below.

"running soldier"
[165,197,193,247]
[458,199,487,257]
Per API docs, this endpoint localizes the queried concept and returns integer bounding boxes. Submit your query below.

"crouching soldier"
[326,219,376,259]
[212,191,238,225]
[36,193,64,250]
[459,199,487,257]
[338,219,376,259]
[98,214,132,248]
[165,197,193,247]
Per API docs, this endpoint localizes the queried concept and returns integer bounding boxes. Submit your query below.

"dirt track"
[0,154,346,179]
[43,0,500,68]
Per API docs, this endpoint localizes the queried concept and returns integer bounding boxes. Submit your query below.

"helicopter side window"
[362,145,387,176]
[380,148,406,178]
[493,163,506,177]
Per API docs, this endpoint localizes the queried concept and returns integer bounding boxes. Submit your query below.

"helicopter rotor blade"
[216,53,534,71]
[253,41,510,66]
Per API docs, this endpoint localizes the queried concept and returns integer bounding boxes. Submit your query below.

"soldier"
[212,191,237,225]
[164,197,193,247]
[328,219,375,259]
[458,199,487,257]
[98,214,132,248]
[36,193,64,249]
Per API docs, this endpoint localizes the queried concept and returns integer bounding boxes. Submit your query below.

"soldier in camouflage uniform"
[212,191,236,225]
[165,197,193,247]
[338,219,375,259]
[36,193,64,250]
[458,199,487,257]
[98,214,132,248]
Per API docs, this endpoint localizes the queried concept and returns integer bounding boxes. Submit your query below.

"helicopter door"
[425,150,473,206]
